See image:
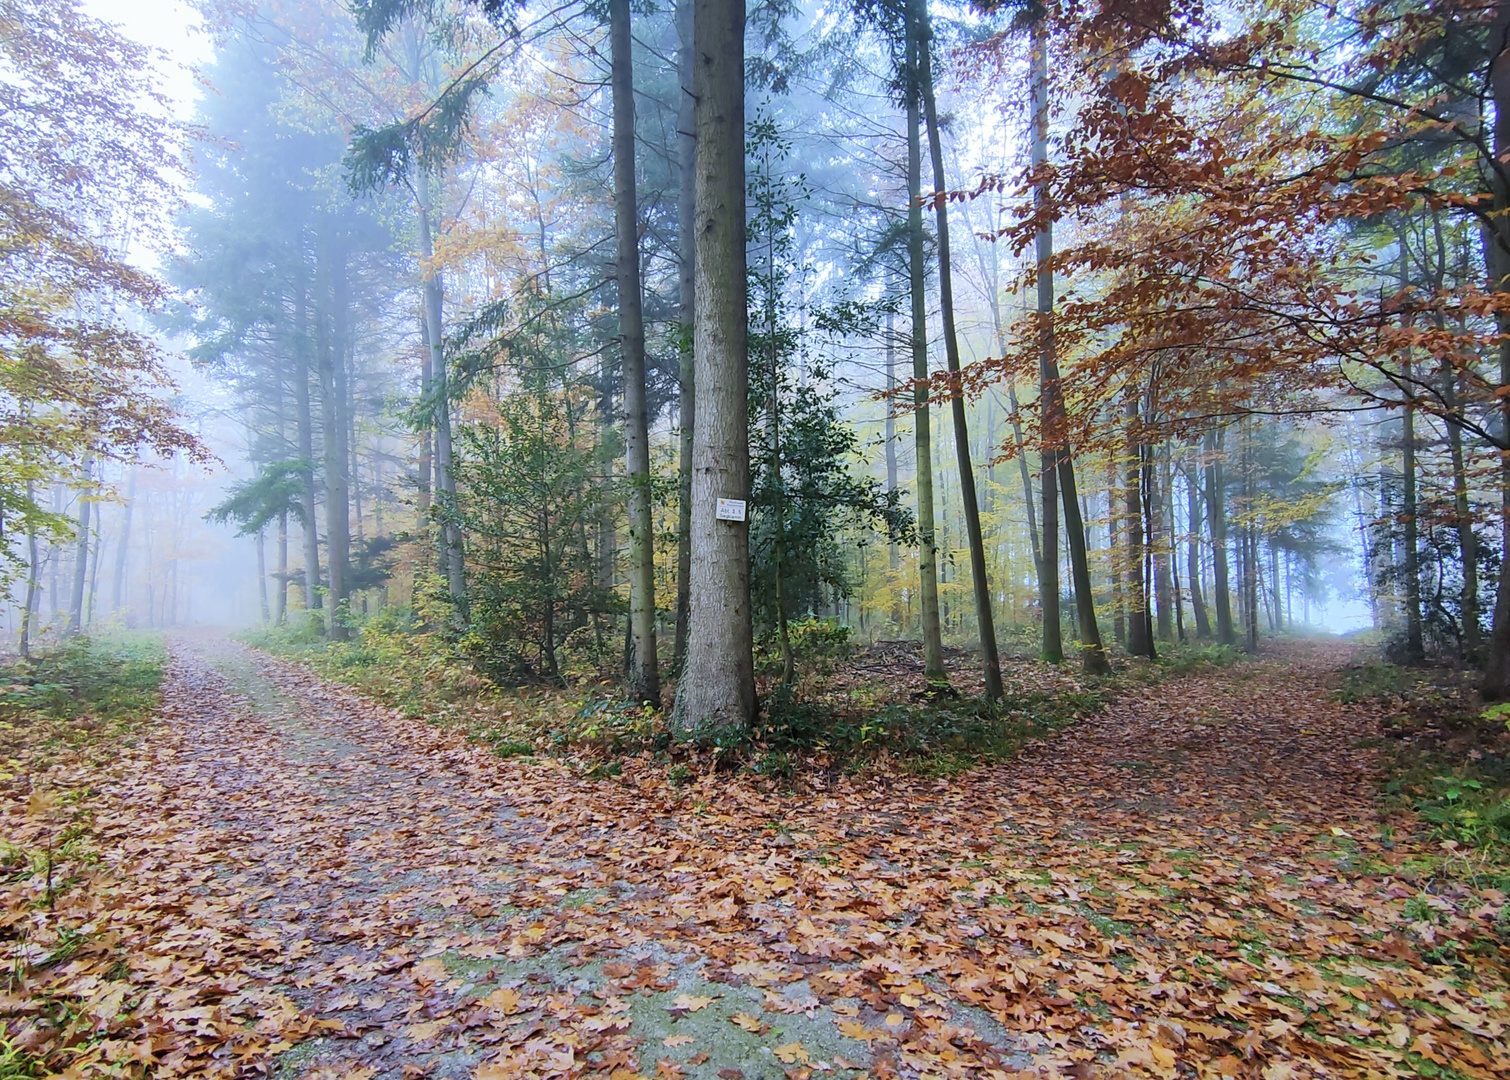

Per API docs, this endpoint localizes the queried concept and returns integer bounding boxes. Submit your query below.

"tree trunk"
[1170,469,1186,642]
[1032,15,1062,665]
[966,217,1041,583]
[276,508,288,626]
[1443,364,1480,656]
[1125,406,1154,658]
[1153,444,1173,641]
[672,0,754,733]
[1185,460,1211,638]
[916,0,1000,698]
[886,304,900,572]
[112,468,134,615]
[1479,0,1510,696]
[67,459,92,635]
[416,310,433,523]
[1206,430,1235,646]
[1242,426,1260,654]
[673,0,695,673]
[1029,21,1107,675]
[294,283,322,613]
[1058,454,1108,673]
[612,0,660,704]
[1401,368,1425,660]
[417,169,467,625]
[318,235,351,640]
[906,18,947,685]
[20,481,39,658]
[256,528,271,624]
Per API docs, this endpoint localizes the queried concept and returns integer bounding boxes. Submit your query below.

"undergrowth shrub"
[1334,660,1435,705]
[750,682,1104,774]
[1157,642,1244,676]
[1367,659,1510,863]
[246,611,484,719]
[247,614,1105,781]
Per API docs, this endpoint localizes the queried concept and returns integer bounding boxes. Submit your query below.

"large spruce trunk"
[672,0,754,733]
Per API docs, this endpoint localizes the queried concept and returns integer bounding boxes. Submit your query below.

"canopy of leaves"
[0,0,203,566]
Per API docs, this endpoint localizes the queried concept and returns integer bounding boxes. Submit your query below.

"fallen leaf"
[729,1012,768,1034]
[483,986,522,1014]
[773,1042,809,1065]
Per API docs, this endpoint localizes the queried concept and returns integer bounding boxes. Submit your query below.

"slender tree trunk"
[1479,1,1510,695]
[886,304,900,572]
[1242,425,1260,653]
[1402,365,1425,660]
[1443,365,1480,656]
[20,481,39,658]
[276,508,288,626]
[1170,471,1186,643]
[1010,382,1041,582]
[294,283,322,613]
[1058,454,1107,672]
[112,468,134,615]
[68,457,92,635]
[673,0,695,673]
[1153,444,1173,642]
[1269,540,1282,631]
[1206,430,1235,645]
[672,0,754,733]
[256,528,271,624]
[906,21,946,684]
[1028,17,1108,674]
[417,308,433,523]
[319,235,352,640]
[1186,460,1211,638]
[916,0,1000,698]
[1032,16,1061,665]
[86,499,101,629]
[48,484,61,620]
[1125,406,1154,658]
[611,0,660,704]
[967,223,1040,582]
[417,170,467,625]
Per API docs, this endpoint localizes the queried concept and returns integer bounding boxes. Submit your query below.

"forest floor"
[4,633,1509,1080]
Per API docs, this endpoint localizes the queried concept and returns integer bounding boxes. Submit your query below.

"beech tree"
[0,0,201,604]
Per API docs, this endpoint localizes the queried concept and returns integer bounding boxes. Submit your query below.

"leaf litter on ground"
[1,633,1506,1079]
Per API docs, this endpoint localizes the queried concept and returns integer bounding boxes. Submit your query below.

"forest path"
[43,635,1510,1079]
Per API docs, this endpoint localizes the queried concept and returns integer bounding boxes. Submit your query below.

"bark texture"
[612,0,660,705]
[906,22,946,684]
[915,0,1001,698]
[672,0,754,733]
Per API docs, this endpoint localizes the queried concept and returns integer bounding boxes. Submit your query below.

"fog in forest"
[4,0,1458,671]
[14,5,1510,1075]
